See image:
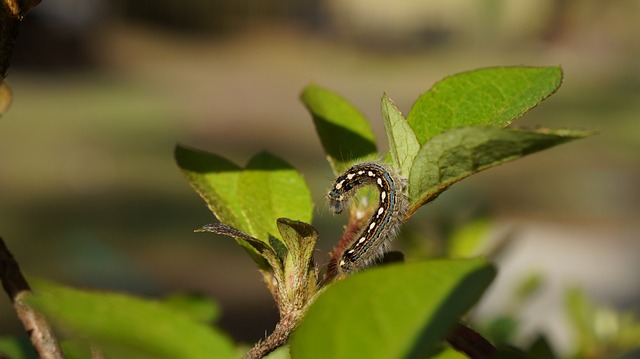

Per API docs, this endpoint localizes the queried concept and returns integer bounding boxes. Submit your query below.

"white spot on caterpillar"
[358,237,366,244]
[377,207,384,216]
[368,171,374,177]
[347,173,355,180]
[377,178,383,186]
[335,180,344,190]
[381,191,387,201]
[369,222,376,230]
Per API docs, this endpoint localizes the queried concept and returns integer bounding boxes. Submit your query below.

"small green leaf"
[407,127,592,216]
[238,152,313,243]
[290,259,496,359]
[381,93,420,178]
[28,280,236,359]
[177,146,313,270]
[277,218,317,271]
[514,273,543,304]
[407,67,563,144]
[175,145,248,231]
[447,219,492,258]
[278,219,319,304]
[301,84,377,175]
[565,287,596,354]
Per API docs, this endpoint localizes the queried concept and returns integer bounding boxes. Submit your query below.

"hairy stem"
[245,311,302,359]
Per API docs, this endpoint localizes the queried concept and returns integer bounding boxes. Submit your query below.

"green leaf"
[447,219,492,258]
[28,280,237,359]
[161,292,221,324]
[301,84,377,175]
[278,219,319,303]
[514,273,543,304]
[565,287,596,355]
[278,219,317,272]
[238,151,313,244]
[429,347,467,359]
[175,145,248,231]
[407,67,563,144]
[381,93,420,178]
[290,259,496,359]
[176,145,270,268]
[60,340,94,359]
[264,345,291,359]
[177,146,313,270]
[407,127,592,216]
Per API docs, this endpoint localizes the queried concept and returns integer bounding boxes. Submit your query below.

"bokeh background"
[1,0,639,356]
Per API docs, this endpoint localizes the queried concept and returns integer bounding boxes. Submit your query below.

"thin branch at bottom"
[0,236,66,359]
[245,311,301,359]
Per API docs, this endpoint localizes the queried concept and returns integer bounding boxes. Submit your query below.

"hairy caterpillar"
[326,162,407,278]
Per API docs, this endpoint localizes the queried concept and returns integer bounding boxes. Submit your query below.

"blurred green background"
[1,0,639,355]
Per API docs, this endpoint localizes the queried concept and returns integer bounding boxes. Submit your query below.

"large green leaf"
[290,259,495,359]
[27,280,236,359]
[175,145,270,268]
[176,146,313,269]
[301,84,377,175]
[407,67,563,144]
[381,93,420,178]
[238,151,313,243]
[407,127,592,216]
[175,145,247,231]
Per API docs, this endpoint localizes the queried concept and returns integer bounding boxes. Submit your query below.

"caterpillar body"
[327,162,407,278]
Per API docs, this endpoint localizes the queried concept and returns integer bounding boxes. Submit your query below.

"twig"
[447,322,498,359]
[245,311,301,359]
[0,236,66,359]
[1,0,41,78]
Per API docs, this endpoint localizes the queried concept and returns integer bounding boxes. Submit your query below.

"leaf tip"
[194,224,215,233]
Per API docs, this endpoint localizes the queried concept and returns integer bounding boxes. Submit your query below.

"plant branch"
[0,0,41,78]
[0,236,66,359]
[447,322,497,359]
[245,311,302,359]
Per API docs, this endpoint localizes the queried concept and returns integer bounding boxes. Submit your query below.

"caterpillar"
[326,162,407,278]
